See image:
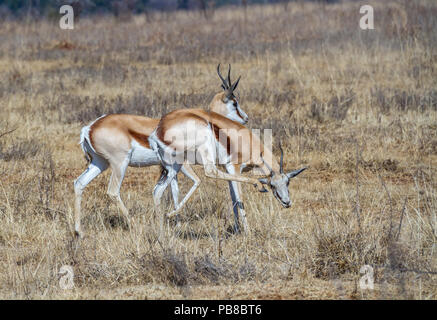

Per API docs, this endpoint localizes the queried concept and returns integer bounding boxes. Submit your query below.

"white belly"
[129,140,160,167]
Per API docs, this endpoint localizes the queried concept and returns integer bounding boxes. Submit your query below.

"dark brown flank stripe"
[211,122,231,155]
[128,129,150,148]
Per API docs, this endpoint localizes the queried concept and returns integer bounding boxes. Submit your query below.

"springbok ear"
[286,167,307,179]
[259,186,268,193]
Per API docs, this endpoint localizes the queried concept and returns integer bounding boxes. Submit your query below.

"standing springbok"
[148,109,307,233]
[73,64,248,238]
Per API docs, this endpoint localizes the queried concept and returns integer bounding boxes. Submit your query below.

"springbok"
[73,64,248,238]
[148,109,307,233]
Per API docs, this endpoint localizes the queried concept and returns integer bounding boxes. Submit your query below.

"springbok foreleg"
[197,143,264,189]
[228,180,240,231]
[203,162,266,191]
[234,181,249,233]
[107,154,130,219]
[226,164,249,234]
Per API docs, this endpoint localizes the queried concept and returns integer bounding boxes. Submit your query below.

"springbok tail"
[78,115,106,162]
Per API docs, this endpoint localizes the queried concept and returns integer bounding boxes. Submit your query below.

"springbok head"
[259,144,307,208]
[210,63,248,125]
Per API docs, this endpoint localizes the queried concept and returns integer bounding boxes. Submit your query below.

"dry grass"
[0,0,436,299]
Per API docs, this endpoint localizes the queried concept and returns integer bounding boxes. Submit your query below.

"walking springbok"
[74,64,248,238]
[149,109,307,233]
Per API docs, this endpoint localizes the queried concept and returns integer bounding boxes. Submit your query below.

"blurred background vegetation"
[1,0,344,18]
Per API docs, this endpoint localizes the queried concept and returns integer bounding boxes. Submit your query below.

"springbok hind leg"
[156,168,182,226]
[152,164,180,235]
[169,175,182,226]
[166,164,200,218]
[74,156,108,238]
[153,165,180,207]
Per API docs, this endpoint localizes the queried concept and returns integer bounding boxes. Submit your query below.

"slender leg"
[164,164,248,232]
[152,165,179,237]
[156,167,178,206]
[203,160,266,191]
[198,144,266,189]
[226,164,240,233]
[235,182,249,234]
[153,164,181,206]
[166,164,200,218]
[107,154,130,219]
[169,175,181,226]
[157,167,181,224]
[74,156,108,238]
[170,175,179,205]
[228,180,240,232]
[154,170,182,226]
[226,164,249,234]
[163,146,264,218]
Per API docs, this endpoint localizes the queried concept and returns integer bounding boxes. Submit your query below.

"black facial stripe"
[235,104,244,119]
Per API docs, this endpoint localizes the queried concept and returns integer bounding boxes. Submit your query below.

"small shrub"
[309,91,354,123]
[37,150,56,219]
[0,138,41,161]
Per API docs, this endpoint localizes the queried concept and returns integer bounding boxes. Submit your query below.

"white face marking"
[226,100,248,124]
[270,173,291,208]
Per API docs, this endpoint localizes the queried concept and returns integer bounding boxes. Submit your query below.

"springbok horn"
[217,63,229,89]
[279,142,284,174]
[231,76,241,93]
[227,64,232,88]
[260,152,273,176]
[286,167,307,179]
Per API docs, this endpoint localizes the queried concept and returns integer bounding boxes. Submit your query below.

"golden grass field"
[0,0,436,299]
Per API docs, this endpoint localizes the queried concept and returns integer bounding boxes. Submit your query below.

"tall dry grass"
[0,0,436,299]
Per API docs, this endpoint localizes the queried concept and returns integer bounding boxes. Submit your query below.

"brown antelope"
[148,109,307,233]
[74,64,248,238]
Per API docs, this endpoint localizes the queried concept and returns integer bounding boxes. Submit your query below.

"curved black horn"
[227,64,232,88]
[231,75,241,93]
[217,63,229,89]
[260,152,273,176]
[279,142,284,174]
[286,167,307,179]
